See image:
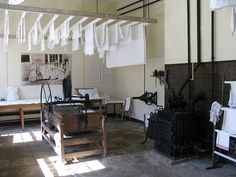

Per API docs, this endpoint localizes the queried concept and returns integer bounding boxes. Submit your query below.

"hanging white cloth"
[84,22,95,56]
[228,82,236,108]
[16,12,26,44]
[95,23,109,58]
[108,24,118,52]
[60,17,73,47]
[8,0,24,5]
[210,0,236,10]
[53,28,60,45]
[118,24,132,45]
[209,101,222,125]
[231,7,236,34]
[72,23,82,51]
[4,11,9,52]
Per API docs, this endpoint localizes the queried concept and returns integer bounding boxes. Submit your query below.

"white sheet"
[222,107,236,134]
[228,82,236,108]
[106,23,146,68]
[84,23,95,56]
[210,0,236,10]
[4,11,9,52]
[216,130,230,151]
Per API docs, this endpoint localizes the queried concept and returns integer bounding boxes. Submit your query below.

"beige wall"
[165,0,236,64]
[115,1,165,121]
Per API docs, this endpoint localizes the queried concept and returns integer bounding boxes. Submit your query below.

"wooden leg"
[101,116,107,157]
[19,108,24,129]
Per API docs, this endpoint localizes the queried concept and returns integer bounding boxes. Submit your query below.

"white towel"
[60,18,71,47]
[8,0,24,5]
[209,101,222,125]
[228,83,236,108]
[210,0,236,10]
[118,24,132,46]
[125,97,131,111]
[231,7,236,34]
[72,23,82,51]
[84,23,95,56]
[4,11,9,52]
[95,23,109,58]
[108,24,118,51]
[16,12,26,44]
[216,130,230,151]
[222,108,236,134]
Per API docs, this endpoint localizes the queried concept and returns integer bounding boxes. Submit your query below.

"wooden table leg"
[19,108,24,129]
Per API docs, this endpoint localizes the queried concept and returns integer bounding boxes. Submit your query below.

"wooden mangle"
[40,81,106,163]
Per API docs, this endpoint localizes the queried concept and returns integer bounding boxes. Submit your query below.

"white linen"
[231,7,236,34]
[60,17,73,47]
[72,22,82,51]
[124,97,131,111]
[216,130,230,151]
[209,101,222,125]
[6,87,19,101]
[210,0,236,10]
[84,22,95,56]
[16,12,26,44]
[108,24,118,51]
[222,107,236,134]
[95,23,109,58]
[228,82,236,108]
[78,88,99,99]
[106,23,146,68]
[119,24,132,45]
[4,11,9,52]
[8,0,24,5]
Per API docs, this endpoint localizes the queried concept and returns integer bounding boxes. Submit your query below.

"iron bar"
[117,0,144,12]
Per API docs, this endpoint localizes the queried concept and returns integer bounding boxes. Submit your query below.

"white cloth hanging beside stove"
[4,11,9,52]
[94,23,109,59]
[84,22,95,56]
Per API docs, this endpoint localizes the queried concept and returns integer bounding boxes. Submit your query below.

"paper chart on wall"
[101,64,112,83]
[88,63,101,83]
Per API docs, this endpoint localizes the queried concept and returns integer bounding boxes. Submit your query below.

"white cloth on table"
[209,101,222,125]
[84,22,95,56]
[78,88,99,99]
[216,130,230,151]
[4,10,9,52]
[210,0,236,10]
[228,82,236,108]
[222,107,236,134]
[6,87,19,101]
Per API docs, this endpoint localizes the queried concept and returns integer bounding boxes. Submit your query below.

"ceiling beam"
[0,3,157,24]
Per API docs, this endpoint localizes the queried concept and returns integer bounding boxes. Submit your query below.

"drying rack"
[207,80,236,169]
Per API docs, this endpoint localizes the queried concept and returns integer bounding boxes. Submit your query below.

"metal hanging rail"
[0,3,157,24]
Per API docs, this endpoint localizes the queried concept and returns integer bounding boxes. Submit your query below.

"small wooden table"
[0,99,41,129]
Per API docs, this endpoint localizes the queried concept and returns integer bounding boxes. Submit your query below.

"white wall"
[165,0,236,65]
[0,0,117,99]
[115,1,165,121]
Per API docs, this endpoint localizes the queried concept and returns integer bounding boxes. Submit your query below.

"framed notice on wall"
[21,53,72,85]
[88,64,112,83]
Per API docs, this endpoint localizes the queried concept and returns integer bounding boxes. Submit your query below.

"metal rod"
[0,3,157,24]
[117,0,144,11]
[211,11,215,101]
[197,0,201,64]
[119,0,161,16]
[187,0,191,103]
